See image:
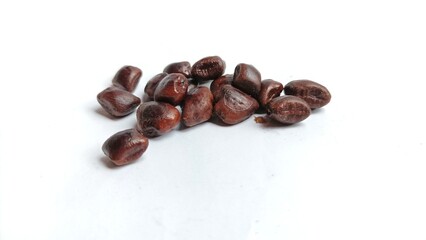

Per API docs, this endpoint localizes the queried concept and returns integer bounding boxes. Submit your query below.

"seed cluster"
[98,56,332,166]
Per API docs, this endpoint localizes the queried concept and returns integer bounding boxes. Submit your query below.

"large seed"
[144,73,168,99]
[182,86,213,127]
[232,63,261,98]
[112,65,142,92]
[284,80,331,109]
[102,129,149,166]
[266,96,311,124]
[97,87,141,117]
[191,56,226,81]
[163,61,191,78]
[154,73,188,106]
[258,79,283,108]
[214,85,259,125]
[136,102,181,137]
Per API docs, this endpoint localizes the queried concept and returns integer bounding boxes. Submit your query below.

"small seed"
[182,86,213,127]
[136,102,181,137]
[214,85,259,125]
[102,129,149,166]
[232,63,261,98]
[97,87,141,117]
[163,61,191,78]
[144,73,168,99]
[154,73,189,106]
[266,96,311,124]
[112,65,142,92]
[284,80,331,109]
[258,79,283,108]
[191,56,226,81]
[210,74,233,102]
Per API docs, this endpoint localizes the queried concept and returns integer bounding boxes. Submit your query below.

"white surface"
[1,0,426,239]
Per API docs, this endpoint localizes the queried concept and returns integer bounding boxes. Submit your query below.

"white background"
[1,0,425,239]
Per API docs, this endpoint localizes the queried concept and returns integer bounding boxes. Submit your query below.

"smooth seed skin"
[191,56,226,81]
[182,86,213,127]
[258,79,284,108]
[144,73,168,99]
[266,96,311,124]
[232,63,261,98]
[210,74,233,102]
[214,85,259,125]
[284,80,331,109]
[163,61,192,78]
[102,129,149,166]
[97,87,141,117]
[112,65,142,92]
[136,102,181,138]
[154,73,189,106]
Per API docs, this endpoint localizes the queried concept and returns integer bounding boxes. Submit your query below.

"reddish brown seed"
[136,102,181,138]
[214,85,259,125]
[232,63,261,98]
[144,73,168,99]
[210,74,233,102]
[154,73,189,106]
[182,86,214,127]
[258,79,284,108]
[163,61,191,78]
[266,96,311,124]
[284,80,331,109]
[112,65,142,92]
[102,129,149,166]
[191,56,226,81]
[97,87,141,117]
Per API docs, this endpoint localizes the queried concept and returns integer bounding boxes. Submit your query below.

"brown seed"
[214,85,259,125]
[163,61,191,78]
[266,96,311,124]
[136,102,181,138]
[191,56,226,81]
[284,80,331,109]
[182,86,213,127]
[210,74,233,102]
[258,79,284,108]
[112,65,142,92]
[97,87,141,117]
[154,73,189,106]
[232,63,261,98]
[144,73,168,99]
[102,129,149,166]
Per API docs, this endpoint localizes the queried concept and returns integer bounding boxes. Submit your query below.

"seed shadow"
[94,106,121,121]
[100,156,120,169]
[100,155,143,169]
[254,116,305,129]
[311,108,325,114]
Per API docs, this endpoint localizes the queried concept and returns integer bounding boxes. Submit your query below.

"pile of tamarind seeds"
[97,56,331,166]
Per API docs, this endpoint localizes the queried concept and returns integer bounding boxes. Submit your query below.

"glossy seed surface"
[284,80,331,109]
[112,65,142,92]
[136,102,181,137]
[266,96,311,124]
[191,56,226,81]
[258,79,283,108]
[182,86,213,127]
[154,73,188,106]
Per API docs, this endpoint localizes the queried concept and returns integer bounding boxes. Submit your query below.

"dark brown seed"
[163,61,191,78]
[210,74,233,102]
[97,87,141,117]
[112,65,142,92]
[191,56,226,81]
[258,79,284,108]
[144,73,168,99]
[266,96,311,124]
[136,102,181,138]
[284,80,331,109]
[182,86,213,127]
[154,73,188,106]
[214,85,259,125]
[102,129,149,166]
[232,63,261,98]
[187,79,199,93]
